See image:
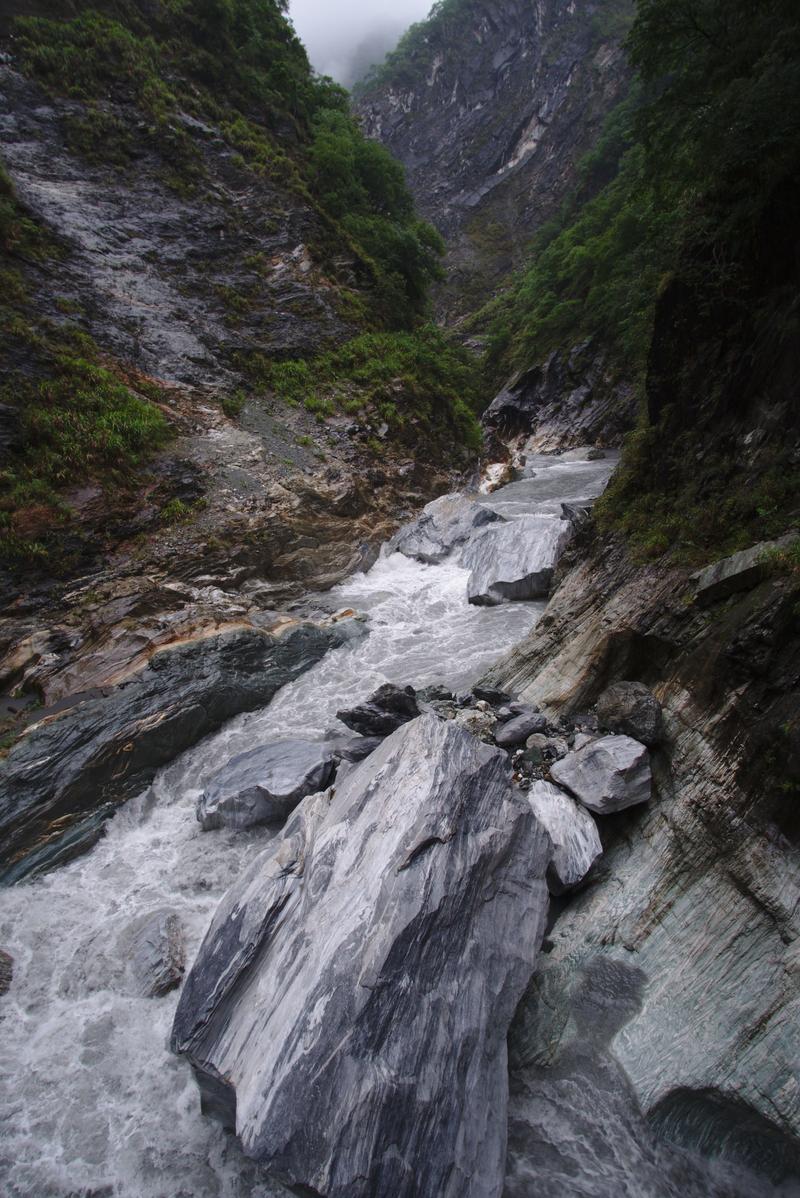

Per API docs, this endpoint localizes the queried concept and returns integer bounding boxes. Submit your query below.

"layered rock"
[480,533,800,1151]
[196,739,339,831]
[390,492,504,564]
[172,714,550,1198]
[463,515,571,605]
[0,621,358,884]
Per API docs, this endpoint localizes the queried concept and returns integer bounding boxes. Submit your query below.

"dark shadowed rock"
[336,682,420,737]
[128,910,185,998]
[596,681,664,747]
[550,735,652,815]
[0,622,356,884]
[390,492,504,564]
[463,516,571,606]
[332,735,385,764]
[172,714,550,1198]
[527,780,602,894]
[496,711,548,747]
[0,949,12,997]
[197,740,339,831]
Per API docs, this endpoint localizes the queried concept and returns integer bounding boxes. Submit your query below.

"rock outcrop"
[0,620,359,884]
[480,532,800,1152]
[463,515,571,605]
[172,713,550,1198]
[196,739,339,831]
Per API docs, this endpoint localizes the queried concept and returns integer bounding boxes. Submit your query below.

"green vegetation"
[0,160,171,566]
[354,0,473,96]
[478,0,800,563]
[10,1,443,323]
[266,326,483,451]
[481,96,681,384]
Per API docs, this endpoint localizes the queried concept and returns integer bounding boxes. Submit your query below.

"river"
[0,451,618,1198]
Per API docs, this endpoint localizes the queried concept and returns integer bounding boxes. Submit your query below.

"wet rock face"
[390,492,504,564]
[464,515,571,605]
[596,681,663,746]
[483,342,637,450]
[197,739,339,831]
[128,910,186,999]
[0,622,355,884]
[356,1,631,320]
[60,908,185,999]
[336,682,421,737]
[172,714,551,1198]
[550,734,652,814]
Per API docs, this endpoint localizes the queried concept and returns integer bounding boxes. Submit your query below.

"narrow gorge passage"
[0,453,617,1198]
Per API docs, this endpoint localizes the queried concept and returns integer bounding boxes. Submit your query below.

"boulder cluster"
[175,673,663,1197]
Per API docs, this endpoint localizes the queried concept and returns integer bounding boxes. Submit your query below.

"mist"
[289,0,433,88]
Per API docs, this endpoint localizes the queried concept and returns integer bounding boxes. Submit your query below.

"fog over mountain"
[289,0,432,86]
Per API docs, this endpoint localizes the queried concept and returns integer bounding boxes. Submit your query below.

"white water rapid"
[0,452,617,1198]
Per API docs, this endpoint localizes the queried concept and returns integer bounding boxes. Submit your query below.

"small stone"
[496,712,548,747]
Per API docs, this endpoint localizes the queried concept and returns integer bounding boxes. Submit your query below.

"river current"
[0,453,617,1197]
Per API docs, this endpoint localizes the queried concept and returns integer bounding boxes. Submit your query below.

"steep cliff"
[0,0,483,784]
[355,0,632,320]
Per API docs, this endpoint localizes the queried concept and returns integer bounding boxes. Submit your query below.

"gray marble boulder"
[336,682,420,737]
[463,516,571,605]
[550,735,651,814]
[172,714,551,1198]
[596,681,663,746]
[197,740,339,831]
[390,492,504,564]
[527,780,603,894]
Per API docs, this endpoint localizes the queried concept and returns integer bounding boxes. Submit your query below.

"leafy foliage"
[10,1,443,322]
[265,326,483,452]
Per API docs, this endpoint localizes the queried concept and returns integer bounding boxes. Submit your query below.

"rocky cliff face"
[356,0,632,319]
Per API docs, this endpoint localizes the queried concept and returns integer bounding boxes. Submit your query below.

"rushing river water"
[0,452,618,1198]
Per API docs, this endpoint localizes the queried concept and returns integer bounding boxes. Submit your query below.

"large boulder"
[389,492,504,564]
[197,740,339,831]
[60,908,185,999]
[336,682,420,737]
[0,622,357,884]
[527,780,603,894]
[596,680,663,746]
[172,714,551,1198]
[463,516,571,606]
[550,735,651,814]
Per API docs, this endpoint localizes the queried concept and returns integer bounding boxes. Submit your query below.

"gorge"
[0,1,799,1197]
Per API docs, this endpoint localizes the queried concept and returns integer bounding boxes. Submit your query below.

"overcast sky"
[289,0,433,87]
